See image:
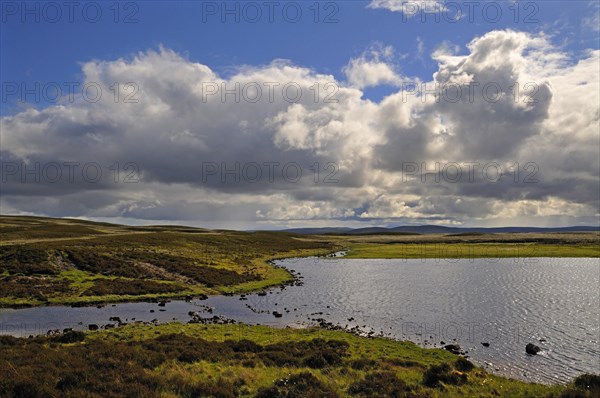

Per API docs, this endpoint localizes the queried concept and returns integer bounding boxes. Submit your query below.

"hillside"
[0,216,336,307]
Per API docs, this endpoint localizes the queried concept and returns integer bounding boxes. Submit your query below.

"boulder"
[444,344,462,355]
[526,343,541,355]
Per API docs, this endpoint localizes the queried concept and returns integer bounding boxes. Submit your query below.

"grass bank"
[0,216,337,308]
[309,232,600,259]
[2,322,597,397]
[344,242,600,259]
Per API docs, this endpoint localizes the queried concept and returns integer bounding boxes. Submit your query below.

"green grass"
[1,322,588,398]
[0,216,337,308]
[345,243,600,259]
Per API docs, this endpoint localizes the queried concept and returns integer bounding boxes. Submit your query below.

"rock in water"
[526,343,541,355]
[444,344,462,355]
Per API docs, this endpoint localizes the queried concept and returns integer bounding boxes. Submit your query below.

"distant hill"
[2,215,598,235]
[282,225,600,235]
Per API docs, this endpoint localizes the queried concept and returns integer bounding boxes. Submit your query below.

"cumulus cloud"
[343,44,402,89]
[1,30,599,228]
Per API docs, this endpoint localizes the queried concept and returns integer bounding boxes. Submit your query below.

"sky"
[1,0,599,229]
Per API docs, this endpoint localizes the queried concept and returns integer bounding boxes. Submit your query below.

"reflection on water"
[1,257,598,384]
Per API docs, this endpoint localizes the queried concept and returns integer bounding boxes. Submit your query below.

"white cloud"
[416,36,425,59]
[343,44,402,89]
[1,31,599,228]
[367,0,445,15]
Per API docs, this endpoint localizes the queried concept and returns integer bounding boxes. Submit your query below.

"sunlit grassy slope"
[2,323,593,397]
[0,216,337,307]
[319,232,600,259]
